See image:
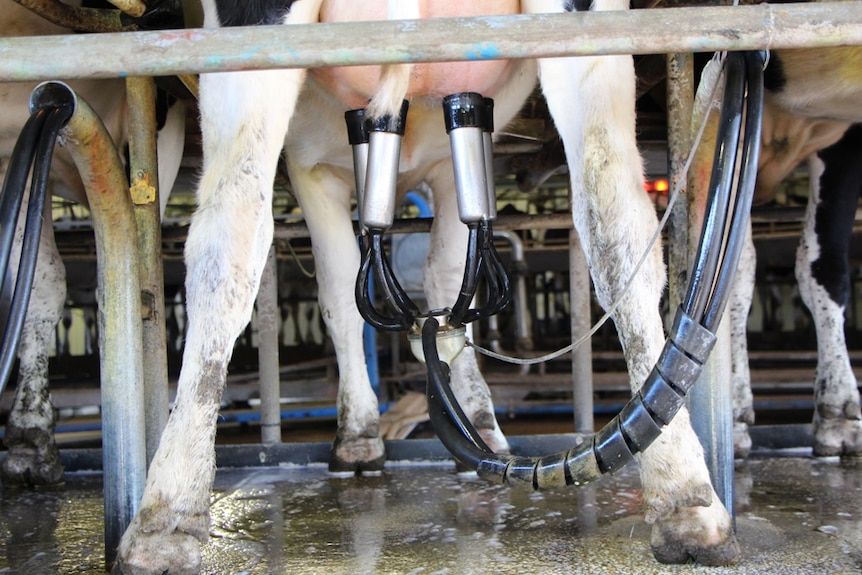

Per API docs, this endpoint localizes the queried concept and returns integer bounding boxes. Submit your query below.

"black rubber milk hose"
[0,85,75,394]
[423,50,765,489]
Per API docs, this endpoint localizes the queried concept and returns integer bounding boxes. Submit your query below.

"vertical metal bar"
[569,225,593,434]
[665,53,693,308]
[126,76,169,465]
[59,87,147,569]
[490,230,531,372]
[690,321,734,518]
[257,244,282,444]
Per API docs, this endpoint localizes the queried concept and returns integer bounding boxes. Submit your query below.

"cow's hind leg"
[289,163,386,473]
[2,200,65,488]
[113,67,303,575]
[527,0,738,564]
[797,126,862,457]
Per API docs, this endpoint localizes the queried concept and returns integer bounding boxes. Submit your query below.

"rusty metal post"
[257,244,282,444]
[665,53,693,307]
[126,76,169,465]
[48,82,146,568]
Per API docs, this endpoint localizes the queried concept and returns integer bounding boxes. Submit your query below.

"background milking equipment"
[348,51,764,492]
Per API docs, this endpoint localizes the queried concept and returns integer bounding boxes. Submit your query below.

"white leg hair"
[796,153,862,456]
[289,160,386,472]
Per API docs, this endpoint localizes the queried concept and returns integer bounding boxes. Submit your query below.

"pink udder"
[310,1,519,109]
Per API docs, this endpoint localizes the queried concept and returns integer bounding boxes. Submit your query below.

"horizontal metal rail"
[54,206,862,250]
[0,425,819,471]
[0,3,861,82]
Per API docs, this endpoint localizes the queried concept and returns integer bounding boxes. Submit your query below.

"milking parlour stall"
[0,1,860,574]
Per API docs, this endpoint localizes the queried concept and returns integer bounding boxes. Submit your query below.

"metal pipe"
[690,320,734,517]
[569,227,594,434]
[493,230,531,358]
[482,230,531,375]
[126,76,169,466]
[257,245,282,445]
[665,52,693,309]
[271,213,574,240]
[43,81,147,569]
[1,4,860,82]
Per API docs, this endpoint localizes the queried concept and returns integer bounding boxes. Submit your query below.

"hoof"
[1,444,64,488]
[113,508,209,575]
[329,436,386,474]
[813,404,862,457]
[112,531,201,575]
[648,488,740,566]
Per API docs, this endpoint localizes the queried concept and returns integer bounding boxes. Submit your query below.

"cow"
[0,0,185,487]
[728,51,862,459]
[112,1,743,572]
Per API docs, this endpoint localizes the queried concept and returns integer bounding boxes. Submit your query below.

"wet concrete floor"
[0,447,860,575]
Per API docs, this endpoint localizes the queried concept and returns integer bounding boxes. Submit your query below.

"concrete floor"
[0,442,860,575]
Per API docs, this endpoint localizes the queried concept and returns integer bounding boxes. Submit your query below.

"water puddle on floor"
[0,454,860,574]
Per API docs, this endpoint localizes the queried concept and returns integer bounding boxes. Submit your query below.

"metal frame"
[0,3,861,81]
[1,0,860,564]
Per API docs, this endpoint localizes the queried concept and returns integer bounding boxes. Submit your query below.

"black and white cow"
[0,0,185,486]
[729,47,862,458]
[113,1,742,572]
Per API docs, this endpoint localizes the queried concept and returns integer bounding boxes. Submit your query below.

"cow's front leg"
[113,68,302,575]
[424,161,509,454]
[2,201,65,488]
[797,139,862,457]
[290,164,386,473]
[529,0,738,563]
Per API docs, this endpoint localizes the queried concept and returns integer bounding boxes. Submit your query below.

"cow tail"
[367,63,412,120]
[366,0,418,120]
